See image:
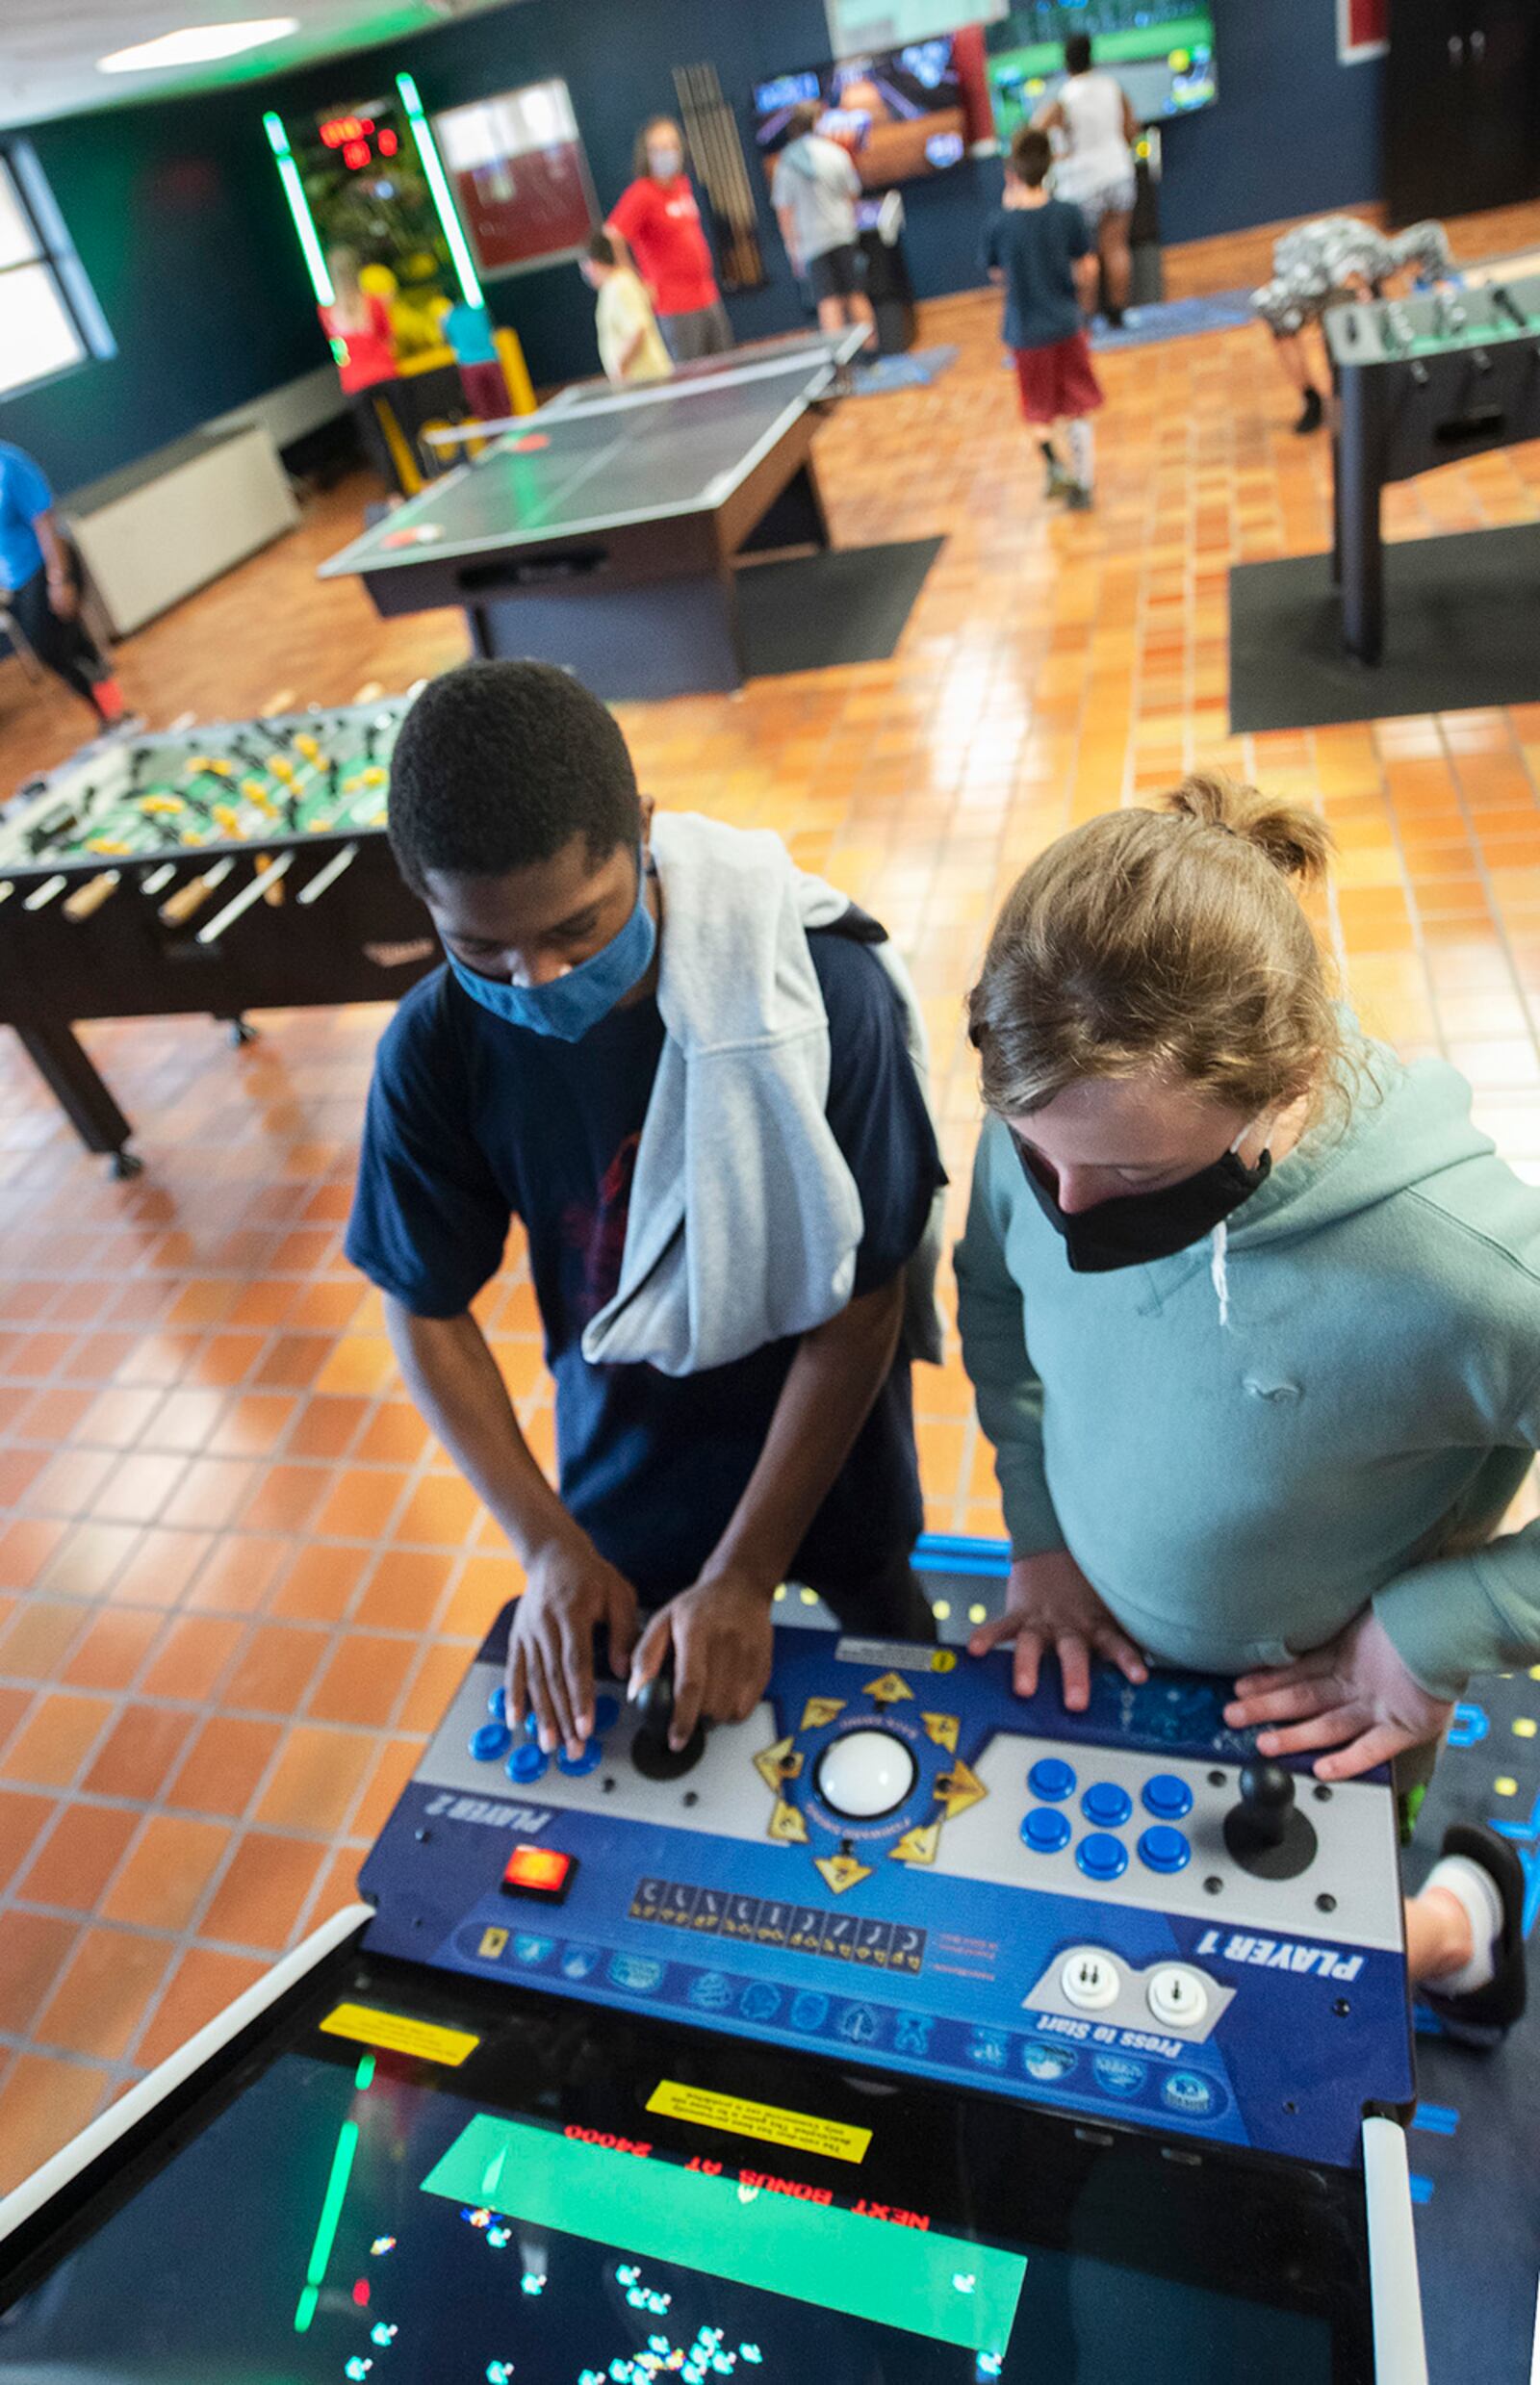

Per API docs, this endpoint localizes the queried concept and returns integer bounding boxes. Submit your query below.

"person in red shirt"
[606,117,733,364]
[319,246,400,484]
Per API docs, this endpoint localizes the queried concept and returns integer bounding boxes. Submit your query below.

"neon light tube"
[264,111,334,304]
[396,71,483,308]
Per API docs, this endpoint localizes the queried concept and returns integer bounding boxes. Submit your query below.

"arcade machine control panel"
[362,1615,1413,2169]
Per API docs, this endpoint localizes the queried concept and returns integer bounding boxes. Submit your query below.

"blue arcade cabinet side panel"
[361,1614,1414,2169]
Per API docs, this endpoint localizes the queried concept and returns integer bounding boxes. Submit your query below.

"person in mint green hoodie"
[956,770,1533,2041]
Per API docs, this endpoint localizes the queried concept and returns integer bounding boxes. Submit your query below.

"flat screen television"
[751,38,967,189]
[987,2,1217,137]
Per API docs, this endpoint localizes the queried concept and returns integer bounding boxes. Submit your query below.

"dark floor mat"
[737,538,944,677]
[1229,523,1540,731]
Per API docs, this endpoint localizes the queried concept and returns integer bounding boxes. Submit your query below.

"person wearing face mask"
[606,116,733,364]
[346,659,946,1772]
[955,770,1537,2042]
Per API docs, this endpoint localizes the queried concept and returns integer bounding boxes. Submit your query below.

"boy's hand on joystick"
[506,1534,638,1760]
[629,1573,775,1750]
[1224,1607,1452,1781]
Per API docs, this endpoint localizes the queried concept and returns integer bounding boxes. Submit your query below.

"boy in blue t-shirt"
[0,442,128,727]
[980,127,1103,508]
[346,660,945,1766]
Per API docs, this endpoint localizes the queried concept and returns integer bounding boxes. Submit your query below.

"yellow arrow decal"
[920,1711,960,1752]
[863,1671,914,1705]
[754,1735,803,1791]
[769,1797,809,1844]
[799,1695,846,1732]
[933,1756,988,1820]
[888,1820,942,1865]
[815,1854,874,1895]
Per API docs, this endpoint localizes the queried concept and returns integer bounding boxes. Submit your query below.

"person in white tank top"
[1032,33,1140,324]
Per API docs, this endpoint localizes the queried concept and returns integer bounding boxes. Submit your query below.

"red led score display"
[318,114,399,171]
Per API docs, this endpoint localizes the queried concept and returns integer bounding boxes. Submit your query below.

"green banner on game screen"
[421,2113,1026,2353]
[992,12,1213,79]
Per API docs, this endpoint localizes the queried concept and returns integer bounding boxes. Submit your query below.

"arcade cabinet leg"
[14,1023,141,1178]
[1361,2116,1429,2383]
[1336,364,1388,663]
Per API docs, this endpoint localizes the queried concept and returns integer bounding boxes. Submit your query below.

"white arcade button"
[815,1729,918,1819]
[1059,1947,1121,2011]
[1146,1963,1211,2029]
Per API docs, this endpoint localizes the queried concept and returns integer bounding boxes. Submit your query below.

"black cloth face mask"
[1012,1128,1272,1274]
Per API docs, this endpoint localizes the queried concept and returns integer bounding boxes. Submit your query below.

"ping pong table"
[318,330,868,700]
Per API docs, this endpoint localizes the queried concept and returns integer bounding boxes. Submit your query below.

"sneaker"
[1294,388,1325,435]
[1065,482,1094,510]
[1419,1823,1527,2047]
[1043,459,1074,500]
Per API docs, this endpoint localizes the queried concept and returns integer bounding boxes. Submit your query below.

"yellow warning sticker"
[320,2003,479,2067]
[647,2080,871,2164]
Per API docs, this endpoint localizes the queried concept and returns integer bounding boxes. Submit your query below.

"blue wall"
[1157,0,1383,245]
[0,0,1383,486]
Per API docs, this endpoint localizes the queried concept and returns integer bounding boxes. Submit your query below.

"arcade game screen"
[0,1989,1338,2385]
[751,40,967,188]
[986,1,1217,138]
[295,94,457,343]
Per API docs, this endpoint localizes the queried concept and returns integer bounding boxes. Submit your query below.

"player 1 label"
[646,2080,871,2164]
[320,2002,479,2067]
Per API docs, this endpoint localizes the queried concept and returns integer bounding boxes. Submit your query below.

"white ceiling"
[0,0,513,132]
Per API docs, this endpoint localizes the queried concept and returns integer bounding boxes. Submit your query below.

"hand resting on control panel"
[1223,1605,1454,1782]
[629,1572,777,1750]
[967,1548,1148,1711]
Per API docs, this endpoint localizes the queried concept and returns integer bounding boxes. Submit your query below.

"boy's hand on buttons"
[968,1551,1148,1712]
[507,1536,638,1761]
[1225,1607,1453,1782]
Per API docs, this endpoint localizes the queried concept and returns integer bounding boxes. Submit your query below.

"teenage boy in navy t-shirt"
[347,661,945,1766]
[981,127,1103,508]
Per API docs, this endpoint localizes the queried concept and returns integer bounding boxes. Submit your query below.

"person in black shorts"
[772,102,879,354]
[0,442,130,731]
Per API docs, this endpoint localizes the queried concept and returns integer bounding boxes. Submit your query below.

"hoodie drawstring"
[1211,1218,1231,1329]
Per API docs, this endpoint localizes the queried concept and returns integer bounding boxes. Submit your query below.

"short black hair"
[1065,32,1092,73]
[789,99,823,137]
[1009,126,1052,187]
[587,229,617,267]
[388,659,641,890]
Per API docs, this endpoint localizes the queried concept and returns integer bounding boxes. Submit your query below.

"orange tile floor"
[3,218,1540,2193]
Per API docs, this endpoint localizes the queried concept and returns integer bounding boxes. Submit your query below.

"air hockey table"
[316,331,868,702]
[0,1606,1428,2383]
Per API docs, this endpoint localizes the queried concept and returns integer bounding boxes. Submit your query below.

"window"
[433,81,598,278]
[0,146,113,399]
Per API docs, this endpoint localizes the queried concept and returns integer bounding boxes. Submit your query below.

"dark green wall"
[0,0,1383,489]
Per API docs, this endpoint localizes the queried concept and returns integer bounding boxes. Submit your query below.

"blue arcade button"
[1028,1757,1076,1802]
[1142,1772,1194,1821]
[1076,1832,1128,1882]
[557,1739,603,1777]
[1138,1825,1192,1874]
[470,1721,511,1763]
[487,1683,507,1724]
[506,1742,549,1784]
[594,1694,621,1733]
[1020,1807,1072,1855]
[1081,1782,1132,1829]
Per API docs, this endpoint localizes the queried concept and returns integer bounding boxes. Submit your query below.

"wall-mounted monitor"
[751,38,966,188]
[987,2,1217,136]
[825,0,1006,52]
[433,80,597,279]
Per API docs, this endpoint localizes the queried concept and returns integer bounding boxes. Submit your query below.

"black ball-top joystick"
[630,1662,706,1782]
[1223,1758,1318,1880]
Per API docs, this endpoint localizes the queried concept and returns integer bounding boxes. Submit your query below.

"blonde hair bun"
[1165,771,1333,885]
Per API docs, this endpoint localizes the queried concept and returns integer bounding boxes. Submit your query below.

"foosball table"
[0,695,435,1172]
[1324,271,1540,662]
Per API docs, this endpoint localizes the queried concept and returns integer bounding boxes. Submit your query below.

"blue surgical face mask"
[446,850,656,1041]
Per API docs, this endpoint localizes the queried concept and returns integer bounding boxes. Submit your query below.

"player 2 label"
[320,2002,479,2067]
[646,2080,872,2165]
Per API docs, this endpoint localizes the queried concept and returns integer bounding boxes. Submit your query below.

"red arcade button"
[500,1844,576,1903]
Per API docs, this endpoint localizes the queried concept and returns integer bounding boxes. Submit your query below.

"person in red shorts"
[607,116,732,365]
[981,126,1102,510]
